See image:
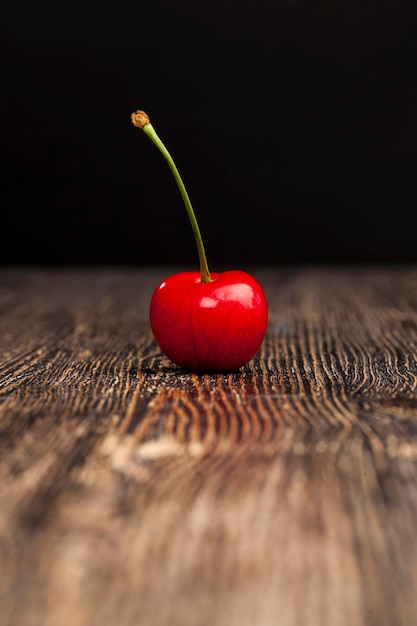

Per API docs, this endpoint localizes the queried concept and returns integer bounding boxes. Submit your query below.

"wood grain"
[1,265,417,626]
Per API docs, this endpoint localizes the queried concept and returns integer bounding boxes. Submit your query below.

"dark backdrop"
[1,0,416,268]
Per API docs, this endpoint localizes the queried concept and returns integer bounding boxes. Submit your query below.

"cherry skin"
[150,270,268,371]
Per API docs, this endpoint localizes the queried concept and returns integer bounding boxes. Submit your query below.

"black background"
[1,0,416,268]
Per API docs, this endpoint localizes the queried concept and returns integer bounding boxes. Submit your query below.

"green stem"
[132,111,211,283]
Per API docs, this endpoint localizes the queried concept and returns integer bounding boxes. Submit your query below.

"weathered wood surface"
[1,265,417,626]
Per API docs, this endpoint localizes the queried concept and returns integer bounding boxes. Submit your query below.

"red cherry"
[131,110,269,372]
[150,270,268,371]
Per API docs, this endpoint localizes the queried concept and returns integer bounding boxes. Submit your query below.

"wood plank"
[1,266,417,626]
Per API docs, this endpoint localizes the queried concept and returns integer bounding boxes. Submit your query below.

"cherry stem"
[131,110,211,283]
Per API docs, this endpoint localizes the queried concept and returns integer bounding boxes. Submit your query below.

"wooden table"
[1,265,417,626]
